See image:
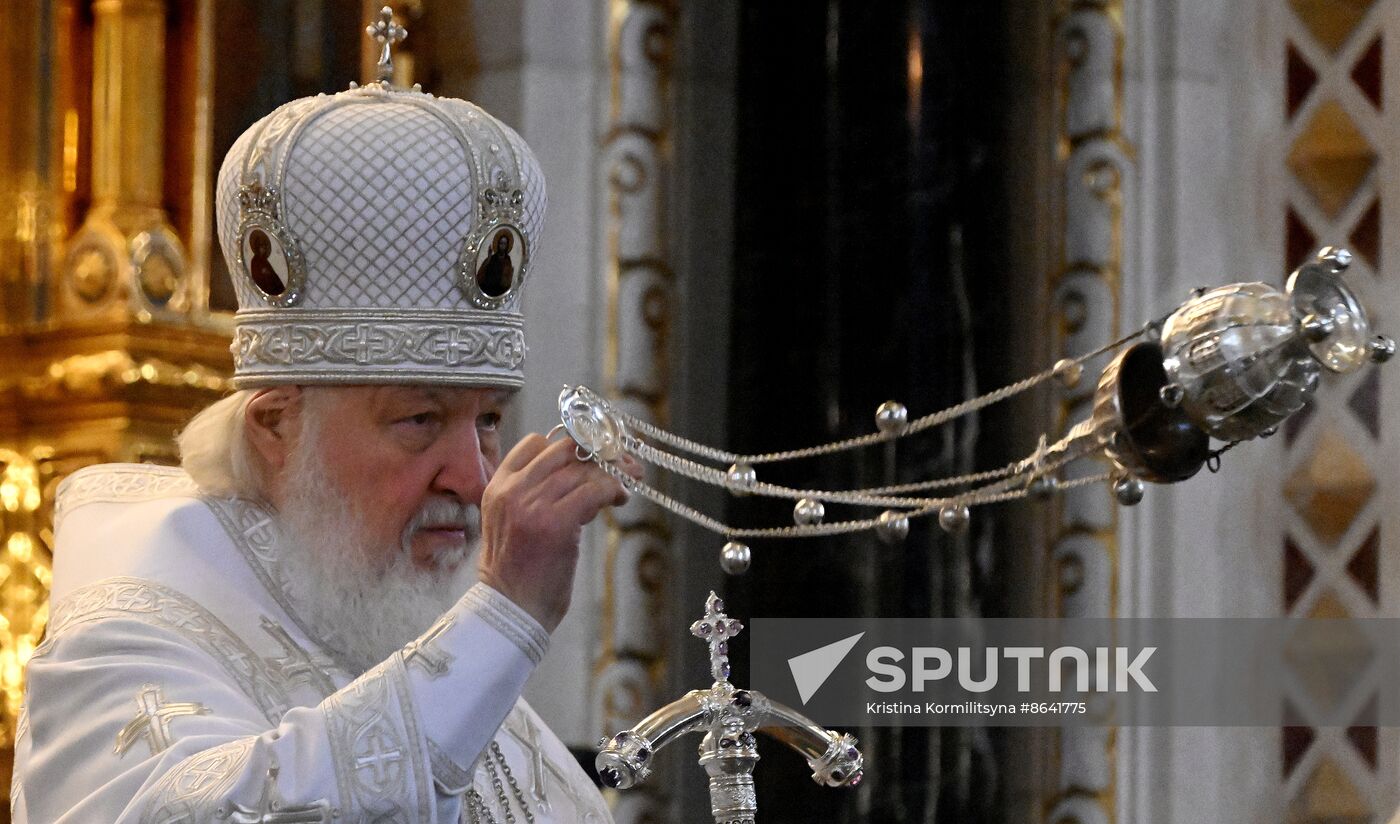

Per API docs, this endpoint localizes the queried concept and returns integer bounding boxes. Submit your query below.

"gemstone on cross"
[114,683,211,757]
[689,591,743,684]
[365,6,407,84]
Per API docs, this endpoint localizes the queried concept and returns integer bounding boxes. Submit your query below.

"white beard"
[274,415,479,675]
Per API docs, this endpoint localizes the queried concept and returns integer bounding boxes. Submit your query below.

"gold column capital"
[66,0,194,325]
[0,0,227,788]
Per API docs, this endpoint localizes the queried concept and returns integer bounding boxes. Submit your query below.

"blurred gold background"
[0,2,428,815]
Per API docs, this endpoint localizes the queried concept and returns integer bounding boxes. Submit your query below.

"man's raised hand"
[476,433,641,633]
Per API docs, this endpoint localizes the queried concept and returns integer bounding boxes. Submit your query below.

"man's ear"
[244,386,304,474]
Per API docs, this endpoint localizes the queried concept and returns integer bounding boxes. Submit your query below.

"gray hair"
[177,389,264,499]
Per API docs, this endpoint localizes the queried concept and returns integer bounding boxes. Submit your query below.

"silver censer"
[1092,246,1394,485]
[595,593,864,823]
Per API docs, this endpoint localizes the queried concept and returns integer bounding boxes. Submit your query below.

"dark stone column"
[722,1,1034,821]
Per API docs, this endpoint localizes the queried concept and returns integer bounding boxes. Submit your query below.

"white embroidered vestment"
[10,463,612,823]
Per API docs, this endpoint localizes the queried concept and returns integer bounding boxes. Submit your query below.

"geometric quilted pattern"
[284,103,475,308]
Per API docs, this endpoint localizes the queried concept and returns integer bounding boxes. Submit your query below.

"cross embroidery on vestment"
[261,617,336,694]
[224,765,333,823]
[114,683,210,757]
[403,613,455,678]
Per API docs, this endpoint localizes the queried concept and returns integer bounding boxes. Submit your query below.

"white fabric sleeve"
[14,579,547,823]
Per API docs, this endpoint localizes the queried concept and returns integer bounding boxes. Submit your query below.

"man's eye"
[400,412,437,426]
[479,412,502,431]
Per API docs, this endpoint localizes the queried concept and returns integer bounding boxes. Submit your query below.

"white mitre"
[217,35,544,388]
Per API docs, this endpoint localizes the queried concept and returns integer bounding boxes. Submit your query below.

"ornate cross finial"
[114,683,210,757]
[366,6,407,84]
[689,591,743,684]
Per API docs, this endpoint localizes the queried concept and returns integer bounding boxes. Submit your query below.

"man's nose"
[430,425,492,504]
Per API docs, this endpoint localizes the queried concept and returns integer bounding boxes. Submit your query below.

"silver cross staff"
[366,6,407,84]
[597,592,864,824]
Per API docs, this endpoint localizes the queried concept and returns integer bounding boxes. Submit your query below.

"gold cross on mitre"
[689,591,743,684]
[114,683,210,757]
[366,5,407,84]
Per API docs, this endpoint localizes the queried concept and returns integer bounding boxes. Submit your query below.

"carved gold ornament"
[71,247,117,304]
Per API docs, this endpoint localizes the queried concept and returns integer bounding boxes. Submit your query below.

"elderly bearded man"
[10,28,629,824]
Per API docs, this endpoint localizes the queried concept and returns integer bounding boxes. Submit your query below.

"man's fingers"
[498,433,588,486]
[497,433,639,515]
[513,436,594,487]
[498,432,552,473]
[616,453,645,482]
[528,457,602,502]
[557,471,630,524]
[531,456,631,507]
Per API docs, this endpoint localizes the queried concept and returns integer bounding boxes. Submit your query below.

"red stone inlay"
[1348,723,1377,769]
[1285,537,1315,611]
[1346,527,1380,604]
[1288,207,1318,273]
[1348,366,1380,438]
[1289,41,1320,119]
[1349,199,1380,270]
[1352,36,1383,109]
[1284,722,1315,777]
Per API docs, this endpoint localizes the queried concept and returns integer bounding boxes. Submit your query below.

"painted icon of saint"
[476,229,516,298]
[248,229,286,296]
